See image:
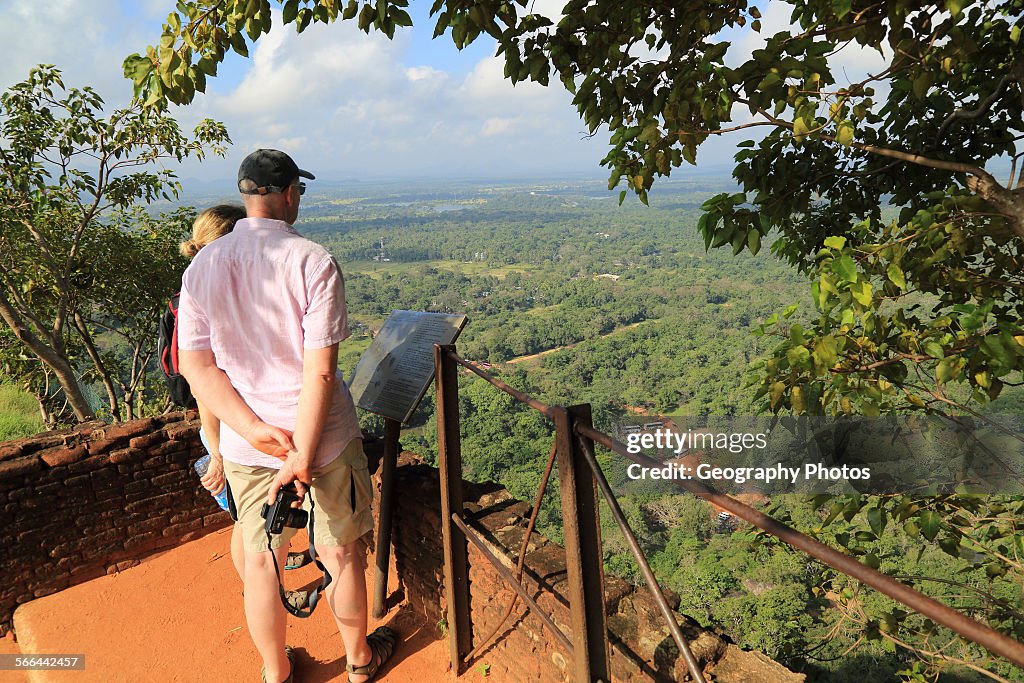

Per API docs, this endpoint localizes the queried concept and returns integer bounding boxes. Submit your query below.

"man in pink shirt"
[178,150,394,683]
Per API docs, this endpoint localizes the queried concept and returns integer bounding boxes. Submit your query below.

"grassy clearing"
[0,384,44,440]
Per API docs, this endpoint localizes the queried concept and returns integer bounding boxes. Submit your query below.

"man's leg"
[318,543,372,678]
[308,441,381,681]
[243,543,292,683]
[223,459,300,683]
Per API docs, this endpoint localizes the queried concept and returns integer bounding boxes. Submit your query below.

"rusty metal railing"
[432,344,1024,681]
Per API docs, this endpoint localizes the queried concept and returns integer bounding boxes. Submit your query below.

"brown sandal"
[347,626,397,682]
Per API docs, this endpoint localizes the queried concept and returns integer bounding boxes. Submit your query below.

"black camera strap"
[267,489,333,619]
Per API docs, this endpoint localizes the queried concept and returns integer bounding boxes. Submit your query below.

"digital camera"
[260,483,308,534]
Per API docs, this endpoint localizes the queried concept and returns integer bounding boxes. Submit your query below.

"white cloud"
[0,1,609,180]
[0,0,141,103]
[176,18,601,178]
[457,56,559,112]
[481,117,516,137]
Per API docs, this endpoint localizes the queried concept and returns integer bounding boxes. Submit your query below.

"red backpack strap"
[169,293,181,374]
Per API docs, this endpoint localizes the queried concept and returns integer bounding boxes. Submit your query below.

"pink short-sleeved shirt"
[177,217,361,470]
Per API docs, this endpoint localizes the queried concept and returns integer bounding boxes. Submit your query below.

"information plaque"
[348,310,468,423]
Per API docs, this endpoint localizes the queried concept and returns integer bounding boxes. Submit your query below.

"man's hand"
[266,454,313,506]
[243,420,295,460]
[200,455,226,495]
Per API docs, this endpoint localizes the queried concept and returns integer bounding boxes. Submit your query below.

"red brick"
[165,424,199,441]
[19,433,66,453]
[39,443,88,467]
[66,454,114,474]
[0,455,42,478]
[149,441,187,456]
[86,438,124,455]
[96,418,155,442]
[109,447,146,464]
[154,411,190,425]
[152,472,187,488]
[0,443,25,460]
[128,432,164,449]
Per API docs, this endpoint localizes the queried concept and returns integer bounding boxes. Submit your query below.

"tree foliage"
[131,0,1024,420]
[0,65,229,424]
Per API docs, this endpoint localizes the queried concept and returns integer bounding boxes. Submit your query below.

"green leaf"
[886,263,906,290]
[747,229,761,255]
[832,254,857,283]
[391,8,413,27]
[791,385,806,413]
[792,116,811,142]
[812,336,839,372]
[297,7,313,32]
[229,31,248,57]
[866,507,886,536]
[945,0,965,17]
[938,536,961,558]
[935,356,963,383]
[912,71,933,99]
[923,341,944,359]
[918,510,941,541]
[283,0,299,24]
[787,345,810,367]
[823,235,847,250]
[836,120,854,147]
[850,280,872,306]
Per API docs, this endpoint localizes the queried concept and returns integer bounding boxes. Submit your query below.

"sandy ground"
[4,526,482,683]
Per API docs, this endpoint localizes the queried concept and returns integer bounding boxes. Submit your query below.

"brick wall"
[0,412,225,634]
[388,453,803,683]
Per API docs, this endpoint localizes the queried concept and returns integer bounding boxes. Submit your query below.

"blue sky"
[0,1,884,188]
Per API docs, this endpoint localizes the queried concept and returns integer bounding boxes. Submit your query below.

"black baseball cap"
[237,149,315,195]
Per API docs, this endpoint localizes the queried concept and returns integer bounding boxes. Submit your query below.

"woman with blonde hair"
[180,205,247,578]
[180,203,245,258]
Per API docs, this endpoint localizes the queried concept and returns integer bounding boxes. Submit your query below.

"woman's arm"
[196,398,226,495]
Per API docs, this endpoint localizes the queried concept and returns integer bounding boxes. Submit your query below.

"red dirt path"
[5,527,486,683]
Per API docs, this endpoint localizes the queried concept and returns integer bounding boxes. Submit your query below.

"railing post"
[435,343,471,673]
[371,417,400,619]
[555,404,610,682]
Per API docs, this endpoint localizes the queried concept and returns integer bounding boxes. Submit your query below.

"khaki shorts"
[223,439,374,553]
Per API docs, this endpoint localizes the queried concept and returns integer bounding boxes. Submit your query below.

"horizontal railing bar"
[448,350,558,419]
[576,437,707,682]
[451,513,576,658]
[575,422,1024,670]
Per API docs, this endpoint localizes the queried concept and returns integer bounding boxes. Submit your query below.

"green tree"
[0,65,229,424]
[130,0,1023,418]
